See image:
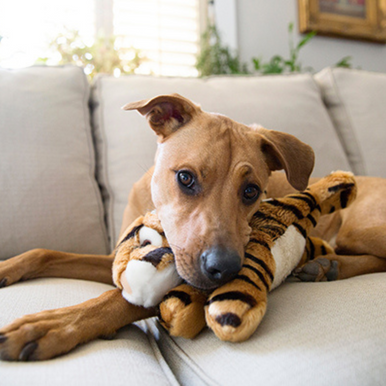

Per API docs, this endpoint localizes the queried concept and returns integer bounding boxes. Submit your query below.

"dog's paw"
[0,259,21,288]
[158,284,207,339]
[0,249,56,288]
[0,255,29,288]
[293,257,340,282]
[0,308,87,361]
[0,276,8,288]
[205,290,267,342]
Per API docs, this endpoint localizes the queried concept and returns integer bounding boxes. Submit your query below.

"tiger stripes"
[113,171,357,342]
[204,171,357,341]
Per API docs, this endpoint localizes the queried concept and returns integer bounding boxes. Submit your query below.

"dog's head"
[123,94,314,290]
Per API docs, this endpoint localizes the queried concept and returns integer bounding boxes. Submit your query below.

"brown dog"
[0,94,385,361]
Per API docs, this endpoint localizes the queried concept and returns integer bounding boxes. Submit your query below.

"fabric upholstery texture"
[91,74,351,248]
[315,67,386,177]
[1,66,385,385]
[151,273,386,386]
[0,66,109,259]
[0,279,178,386]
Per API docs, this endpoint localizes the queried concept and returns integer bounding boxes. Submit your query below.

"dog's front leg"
[0,289,155,361]
[0,249,114,288]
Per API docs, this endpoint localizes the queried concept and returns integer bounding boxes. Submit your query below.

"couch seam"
[316,67,366,175]
[142,320,181,386]
[94,75,116,251]
[78,65,110,254]
[310,70,352,171]
[309,71,351,170]
[335,67,386,78]
[328,68,367,175]
[148,321,219,386]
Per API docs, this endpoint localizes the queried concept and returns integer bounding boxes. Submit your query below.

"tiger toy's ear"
[113,212,182,308]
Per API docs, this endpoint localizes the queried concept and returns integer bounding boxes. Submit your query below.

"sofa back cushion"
[315,67,386,177]
[91,74,351,248]
[0,66,109,259]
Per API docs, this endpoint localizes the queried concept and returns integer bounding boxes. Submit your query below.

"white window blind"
[113,0,201,77]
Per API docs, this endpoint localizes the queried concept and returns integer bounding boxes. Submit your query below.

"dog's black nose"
[200,247,242,285]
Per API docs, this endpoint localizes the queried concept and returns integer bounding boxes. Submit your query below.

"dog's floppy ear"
[257,127,315,191]
[122,94,200,140]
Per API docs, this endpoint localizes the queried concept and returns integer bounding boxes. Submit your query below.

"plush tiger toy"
[113,171,357,342]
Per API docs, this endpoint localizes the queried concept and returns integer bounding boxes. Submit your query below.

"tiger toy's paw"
[205,286,267,342]
[113,212,182,308]
[293,256,340,282]
[158,284,207,339]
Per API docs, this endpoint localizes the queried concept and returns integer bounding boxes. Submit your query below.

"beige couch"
[0,65,385,386]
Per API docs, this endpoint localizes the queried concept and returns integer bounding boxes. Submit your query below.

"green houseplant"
[196,24,249,76]
[196,22,352,77]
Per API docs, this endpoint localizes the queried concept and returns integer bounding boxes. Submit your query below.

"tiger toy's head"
[112,212,182,308]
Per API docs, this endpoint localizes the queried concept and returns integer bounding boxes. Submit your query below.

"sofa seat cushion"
[149,273,386,386]
[0,278,178,386]
[0,65,109,259]
[91,74,351,248]
[315,68,386,177]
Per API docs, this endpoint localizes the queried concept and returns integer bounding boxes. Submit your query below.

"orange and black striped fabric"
[113,171,357,342]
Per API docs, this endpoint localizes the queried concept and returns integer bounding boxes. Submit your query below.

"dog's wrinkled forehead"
[158,114,266,177]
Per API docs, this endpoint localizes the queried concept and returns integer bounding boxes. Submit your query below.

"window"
[0,0,95,69]
[114,0,201,76]
[0,0,204,77]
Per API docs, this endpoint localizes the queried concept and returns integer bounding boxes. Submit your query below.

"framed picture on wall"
[298,0,386,43]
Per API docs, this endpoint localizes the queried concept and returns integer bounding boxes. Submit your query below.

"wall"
[218,0,386,73]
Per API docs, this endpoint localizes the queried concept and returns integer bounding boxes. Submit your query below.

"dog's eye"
[177,171,195,189]
[243,184,260,204]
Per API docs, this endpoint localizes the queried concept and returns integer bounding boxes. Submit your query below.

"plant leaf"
[335,56,352,68]
[252,57,261,70]
[296,31,316,50]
